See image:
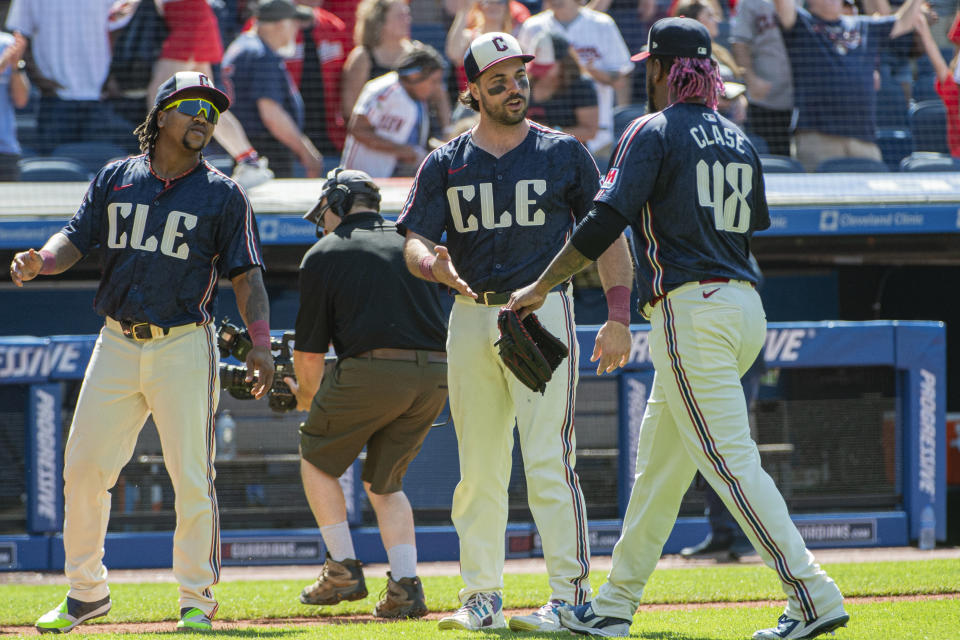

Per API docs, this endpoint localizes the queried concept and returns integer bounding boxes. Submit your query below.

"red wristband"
[39,249,57,275]
[247,320,271,349]
[605,285,631,325]
[419,255,438,282]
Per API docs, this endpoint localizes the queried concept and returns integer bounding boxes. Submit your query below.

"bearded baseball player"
[397,32,634,633]
[508,18,848,640]
[9,72,275,634]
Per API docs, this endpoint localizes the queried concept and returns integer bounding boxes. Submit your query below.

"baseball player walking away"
[10,72,275,634]
[285,168,449,619]
[397,31,634,633]
[507,18,849,640]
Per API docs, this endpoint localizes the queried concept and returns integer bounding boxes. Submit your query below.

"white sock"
[387,544,417,579]
[319,521,355,561]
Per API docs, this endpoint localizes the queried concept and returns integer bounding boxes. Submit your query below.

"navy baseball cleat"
[753,605,849,639]
[558,602,631,637]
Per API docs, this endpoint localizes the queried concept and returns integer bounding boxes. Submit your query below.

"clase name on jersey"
[446,180,547,233]
[106,203,197,260]
[689,123,746,153]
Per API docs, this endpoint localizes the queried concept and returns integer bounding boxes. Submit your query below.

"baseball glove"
[495,309,569,394]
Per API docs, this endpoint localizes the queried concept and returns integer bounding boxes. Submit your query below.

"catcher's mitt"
[495,309,569,394]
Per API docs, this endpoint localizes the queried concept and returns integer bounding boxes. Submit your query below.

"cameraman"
[285,168,448,619]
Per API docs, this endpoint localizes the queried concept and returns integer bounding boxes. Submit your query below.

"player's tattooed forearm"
[542,245,593,289]
[234,268,270,324]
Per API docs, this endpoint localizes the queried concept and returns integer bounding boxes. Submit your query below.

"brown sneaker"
[299,553,368,605]
[374,572,427,619]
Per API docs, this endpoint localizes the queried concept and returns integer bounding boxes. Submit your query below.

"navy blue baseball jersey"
[596,103,770,310]
[396,122,600,293]
[61,154,264,326]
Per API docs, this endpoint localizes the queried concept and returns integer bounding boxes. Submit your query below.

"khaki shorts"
[299,354,448,494]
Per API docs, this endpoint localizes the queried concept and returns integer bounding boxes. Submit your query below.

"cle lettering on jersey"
[446,180,548,233]
[106,203,197,260]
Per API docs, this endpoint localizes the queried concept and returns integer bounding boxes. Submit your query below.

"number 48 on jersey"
[696,160,753,233]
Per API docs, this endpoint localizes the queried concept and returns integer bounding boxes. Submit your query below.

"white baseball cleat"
[753,605,850,639]
[509,599,567,631]
[437,591,506,631]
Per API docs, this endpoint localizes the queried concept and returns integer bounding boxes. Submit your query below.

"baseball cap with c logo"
[463,32,534,83]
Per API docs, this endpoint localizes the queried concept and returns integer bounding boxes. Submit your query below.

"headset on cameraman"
[308,167,383,239]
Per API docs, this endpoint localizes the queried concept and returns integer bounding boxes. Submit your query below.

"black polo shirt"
[294,211,447,358]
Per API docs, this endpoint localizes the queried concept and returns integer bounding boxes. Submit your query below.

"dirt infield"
[2,594,957,635]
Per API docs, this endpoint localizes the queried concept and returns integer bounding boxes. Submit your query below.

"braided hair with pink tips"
[665,56,725,111]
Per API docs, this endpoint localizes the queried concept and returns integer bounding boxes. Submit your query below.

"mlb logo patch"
[702,113,717,122]
[601,168,619,189]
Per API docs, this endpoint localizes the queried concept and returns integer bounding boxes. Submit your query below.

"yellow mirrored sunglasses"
[163,98,220,124]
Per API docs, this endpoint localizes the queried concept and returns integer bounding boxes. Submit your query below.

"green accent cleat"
[177,607,213,632]
[36,596,112,634]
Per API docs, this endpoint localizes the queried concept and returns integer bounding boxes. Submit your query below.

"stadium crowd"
[0,0,958,184]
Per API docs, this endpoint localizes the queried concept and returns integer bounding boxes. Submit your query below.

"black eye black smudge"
[517,76,529,89]
[488,85,507,95]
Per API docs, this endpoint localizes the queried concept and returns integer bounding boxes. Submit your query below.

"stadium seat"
[899,152,960,172]
[814,156,890,173]
[51,141,130,173]
[759,154,804,173]
[908,100,949,154]
[613,103,646,142]
[411,22,448,58]
[746,132,770,155]
[912,73,939,103]
[17,157,94,182]
[876,70,909,129]
[875,129,912,170]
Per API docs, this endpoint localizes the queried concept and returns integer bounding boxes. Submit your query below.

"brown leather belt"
[356,348,447,363]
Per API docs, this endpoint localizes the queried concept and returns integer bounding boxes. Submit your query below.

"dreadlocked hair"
[133,105,161,154]
[663,56,724,111]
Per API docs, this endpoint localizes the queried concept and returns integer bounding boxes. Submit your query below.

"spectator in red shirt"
[287,3,353,155]
[916,12,960,157]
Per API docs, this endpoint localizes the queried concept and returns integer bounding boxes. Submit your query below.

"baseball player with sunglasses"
[398,32,634,633]
[507,18,848,639]
[10,72,274,634]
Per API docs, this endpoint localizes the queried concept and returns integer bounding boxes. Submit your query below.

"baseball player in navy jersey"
[10,71,275,634]
[507,19,849,640]
[397,32,634,633]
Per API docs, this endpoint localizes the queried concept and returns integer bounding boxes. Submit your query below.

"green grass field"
[3,560,959,638]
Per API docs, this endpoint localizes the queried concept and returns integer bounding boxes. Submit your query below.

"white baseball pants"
[593,281,843,622]
[62,319,220,616]
[446,289,592,605]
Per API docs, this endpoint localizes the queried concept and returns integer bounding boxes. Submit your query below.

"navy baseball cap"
[631,17,712,62]
[154,71,230,113]
[463,32,534,83]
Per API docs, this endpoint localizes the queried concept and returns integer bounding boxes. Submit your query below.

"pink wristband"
[39,249,57,275]
[419,255,438,282]
[605,285,631,326]
[247,320,271,349]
